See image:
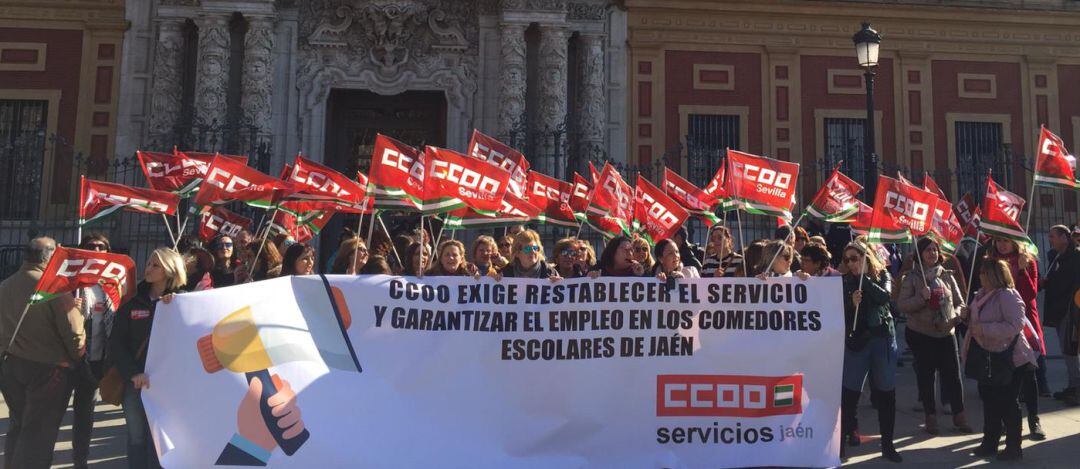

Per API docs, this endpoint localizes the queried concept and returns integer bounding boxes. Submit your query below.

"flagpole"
[850,266,865,339]
[161,214,177,247]
[1023,179,1037,234]
[174,212,191,250]
[352,209,366,274]
[912,234,931,291]
[432,216,445,251]
[249,206,278,279]
[764,210,806,277]
[419,215,428,277]
[965,233,981,299]
[364,210,377,251]
[377,216,403,269]
[735,209,746,252]
[6,303,32,352]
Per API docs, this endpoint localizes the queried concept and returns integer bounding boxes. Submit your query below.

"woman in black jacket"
[498,229,560,280]
[110,247,187,469]
[839,240,902,463]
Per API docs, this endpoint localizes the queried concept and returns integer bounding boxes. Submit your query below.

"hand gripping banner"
[144,275,844,468]
[30,246,136,310]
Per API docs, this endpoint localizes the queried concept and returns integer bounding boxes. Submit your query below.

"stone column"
[193,14,231,129]
[577,32,606,161]
[148,19,186,145]
[497,22,527,137]
[242,16,275,134]
[537,24,569,134]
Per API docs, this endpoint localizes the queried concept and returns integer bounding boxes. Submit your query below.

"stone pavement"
[0,334,1077,468]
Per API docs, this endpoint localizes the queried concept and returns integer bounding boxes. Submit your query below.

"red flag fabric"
[136,150,248,196]
[981,175,1037,253]
[588,161,601,186]
[702,164,731,211]
[79,176,179,225]
[923,173,947,200]
[367,134,426,211]
[526,171,578,228]
[442,191,540,230]
[191,156,296,212]
[198,206,253,243]
[1034,126,1078,190]
[985,178,1026,223]
[663,167,721,226]
[270,205,335,243]
[634,176,689,245]
[851,200,874,235]
[955,193,981,237]
[570,173,592,222]
[586,163,633,235]
[424,146,510,215]
[806,166,862,223]
[868,175,939,243]
[288,155,371,213]
[724,149,800,220]
[466,129,530,198]
[29,247,136,309]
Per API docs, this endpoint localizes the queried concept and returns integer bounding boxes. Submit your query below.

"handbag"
[98,337,149,406]
[964,334,1019,386]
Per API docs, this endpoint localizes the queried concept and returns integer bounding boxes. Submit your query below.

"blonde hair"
[427,240,469,276]
[756,240,794,274]
[550,237,580,264]
[511,229,543,257]
[980,258,1016,290]
[843,240,884,279]
[471,235,498,263]
[152,247,188,292]
[991,237,1035,271]
[331,238,367,274]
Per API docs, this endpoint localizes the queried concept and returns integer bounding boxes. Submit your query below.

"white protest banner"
[143,275,843,468]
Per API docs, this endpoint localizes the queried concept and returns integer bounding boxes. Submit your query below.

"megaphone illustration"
[197,277,361,456]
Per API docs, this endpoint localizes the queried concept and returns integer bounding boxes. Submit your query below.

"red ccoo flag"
[198,206,253,243]
[1034,126,1078,190]
[634,176,689,245]
[805,165,862,223]
[424,146,510,216]
[867,175,939,243]
[724,149,800,220]
[570,172,592,222]
[137,150,248,196]
[288,155,371,213]
[466,129,530,198]
[586,163,633,236]
[191,156,297,212]
[29,247,136,310]
[366,134,426,212]
[80,176,180,225]
[526,171,578,228]
[980,175,1037,254]
[663,167,721,226]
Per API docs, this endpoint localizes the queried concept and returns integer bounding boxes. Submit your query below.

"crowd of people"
[0,215,1078,467]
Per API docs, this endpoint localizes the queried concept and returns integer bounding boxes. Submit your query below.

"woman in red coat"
[987,237,1047,440]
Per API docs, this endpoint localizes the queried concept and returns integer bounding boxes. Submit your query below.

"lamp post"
[853,22,881,199]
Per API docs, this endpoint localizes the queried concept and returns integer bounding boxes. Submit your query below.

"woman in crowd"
[964,259,1039,460]
[896,238,971,435]
[652,238,700,280]
[742,240,769,277]
[359,255,394,275]
[498,230,560,280]
[428,240,472,276]
[840,240,902,462]
[551,237,588,278]
[799,242,840,277]
[182,247,215,291]
[471,235,505,278]
[793,226,810,253]
[986,236,1047,439]
[403,241,432,277]
[498,234,515,261]
[701,226,745,277]
[592,236,646,277]
[208,234,236,287]
[72,234,113,468]
[754,240,807,279]
[235,242,283,283]
[631,236,655,273]
[576,241,597,274]
[110,248,187,469]
[330,238,370,274]
[281,243,317,276]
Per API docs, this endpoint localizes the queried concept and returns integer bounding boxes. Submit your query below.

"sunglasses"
[561,248,582,257]
[83,243,107,251]
[216,242,234,249]
[499,243,512,248]
[844,256,861,263]
[521,245,541,254]
[634,247,649,253]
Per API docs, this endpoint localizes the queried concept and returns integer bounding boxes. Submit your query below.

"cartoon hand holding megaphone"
[197,282,359,466]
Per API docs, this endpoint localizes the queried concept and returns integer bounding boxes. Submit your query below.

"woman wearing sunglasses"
[71,233,113,468]
[631,236,656,273]
[839,239,902,463]
[208,234,236,287]
[497,230,560,281]
[551,237,589,278]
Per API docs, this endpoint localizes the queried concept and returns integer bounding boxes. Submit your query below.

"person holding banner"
[986,237,1047,439]
[550,238,588,278]
[652,239,701,281]
[497,230,560,281]
[701,226,745,277]
[592,236,647,277]
[110,248,187,469]
[428,240,472,277]
[0,237,84,468]
[403,242,432,277]
[840,240,902,463]
[963,259,1038,461]
[281,243,317,276]
[470,236,506,278]
[330,238,370,275]
[896,238,972,435]
[72,234,116,469]
[209,235,237,288]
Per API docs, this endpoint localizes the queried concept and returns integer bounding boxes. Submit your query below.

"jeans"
[979,365,1033,451]
[72,360,104,467]
[843,335,898,392]
[122,381,161,469]
[905,329,965,414]
[0,354,74,469]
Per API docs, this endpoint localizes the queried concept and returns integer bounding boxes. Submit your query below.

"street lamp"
[853,21,881,199]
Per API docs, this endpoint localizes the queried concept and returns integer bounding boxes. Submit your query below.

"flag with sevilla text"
[288,155,370,213]
[867,175,939,243]
[191,156,296,212]
[725,150,800,220]
[526,171,578,228]
[424,146,510,216]
[1034,126,1078,190]
[367,134,427,211]
[586,163,633,236]
[467,129,530,198]
[80,177,179,225]
[198,206,253,243]
[663,168,721,226]
[806,166,862,223]
[136,150,248,197]
[634,176,689,245]
[981,175,1037,254]
[29,247,136,310]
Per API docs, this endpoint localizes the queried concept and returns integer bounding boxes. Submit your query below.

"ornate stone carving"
[148,19,186,141]
[498,22,526,136]
[537,24,568,133]
[568,1,605,20]
[193,14,231,128]
[576,32,606,155]
[242,16,275,132]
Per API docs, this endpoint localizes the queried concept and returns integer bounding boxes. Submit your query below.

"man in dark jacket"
[1040,225,1080,405]
[0,237,85,468]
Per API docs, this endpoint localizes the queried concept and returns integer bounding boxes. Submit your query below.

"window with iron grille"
[823,117,867,187]
[0,100,48,219]
[685,114,739,187]
[955,121,1006,199]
